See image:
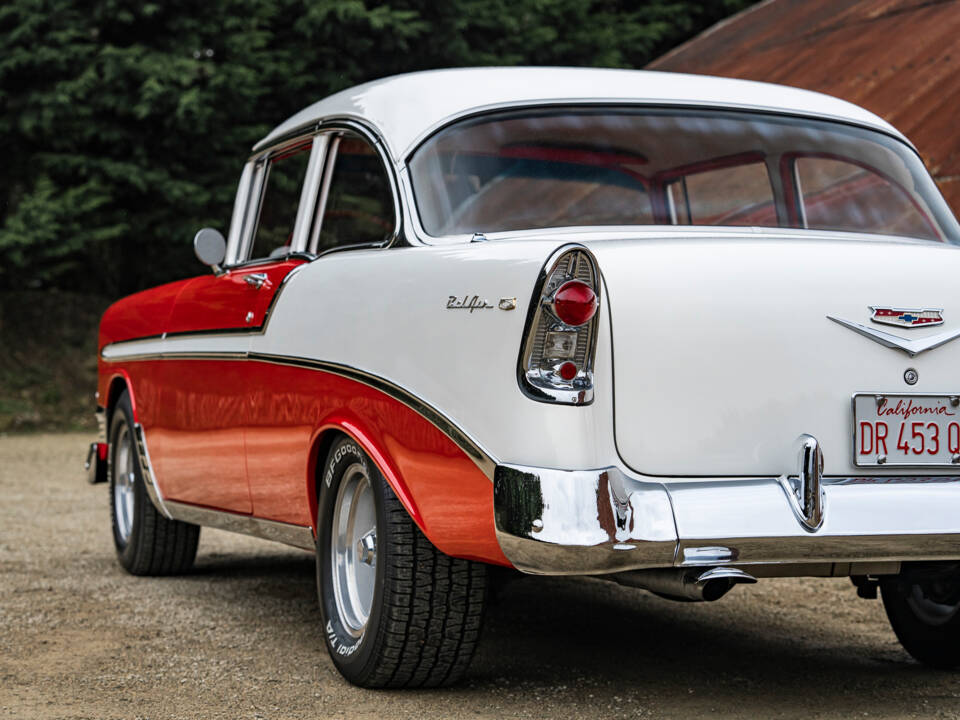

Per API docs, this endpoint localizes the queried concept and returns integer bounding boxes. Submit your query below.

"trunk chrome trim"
[827,315,960,357]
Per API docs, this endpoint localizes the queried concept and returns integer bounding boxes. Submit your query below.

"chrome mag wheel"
[330,462,377,637]
[112,424,136,545]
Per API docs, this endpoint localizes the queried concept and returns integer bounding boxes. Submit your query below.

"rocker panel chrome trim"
[164,500,316,551]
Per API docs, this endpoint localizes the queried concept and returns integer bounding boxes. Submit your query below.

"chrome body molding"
[100,338,497,482]
[250,353,495,481]
[494,461,960,575]
[164,500,316,551]
[132,424,173,519]
[827,315,960,357]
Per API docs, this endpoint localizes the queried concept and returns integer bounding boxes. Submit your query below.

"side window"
[312,133,395,253]
[248,140,312,261]
[666,161,777,226]
[794,156,938,240]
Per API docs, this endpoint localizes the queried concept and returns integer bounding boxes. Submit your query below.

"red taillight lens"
[551,280,598,327]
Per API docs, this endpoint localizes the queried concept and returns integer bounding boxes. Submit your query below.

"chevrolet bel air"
[87,67,960,686]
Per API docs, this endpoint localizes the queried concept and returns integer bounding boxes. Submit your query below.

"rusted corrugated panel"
[649,0,960,215]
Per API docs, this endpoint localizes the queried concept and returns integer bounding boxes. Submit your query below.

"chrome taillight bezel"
[517,244,601,405]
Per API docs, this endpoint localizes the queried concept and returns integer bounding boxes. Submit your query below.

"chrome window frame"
[309,120,403,255]
[227,118,403,268]
[229,133,323,268]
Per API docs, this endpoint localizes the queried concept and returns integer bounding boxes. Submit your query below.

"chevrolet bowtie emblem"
[828,312,960,357]
[870,306,943,328]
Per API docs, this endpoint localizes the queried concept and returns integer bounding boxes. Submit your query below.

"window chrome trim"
[308,134,340,254]
[232,118,405,266]
[233,135,319,266]
[291,134,330,254]
[312,119,404,251]
[234,158,269,265]
[225,162,255,265]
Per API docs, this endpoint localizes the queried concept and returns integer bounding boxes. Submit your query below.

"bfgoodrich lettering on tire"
[316,436,487,688]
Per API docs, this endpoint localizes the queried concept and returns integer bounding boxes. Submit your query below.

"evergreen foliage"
[0,0,752,295]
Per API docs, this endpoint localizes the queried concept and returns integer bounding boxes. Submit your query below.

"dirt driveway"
[2,433,959,719]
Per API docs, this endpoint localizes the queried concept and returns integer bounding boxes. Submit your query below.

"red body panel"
[167,260,304,334]
[99,356,509,566]
[97,253,507,565]
[150,360,252,513]
[98,280,190,347]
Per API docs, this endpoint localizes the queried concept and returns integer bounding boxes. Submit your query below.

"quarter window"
[311,134,395,253]
[248,141,312,261]
[793,156,938,240]
[666,160,776,226]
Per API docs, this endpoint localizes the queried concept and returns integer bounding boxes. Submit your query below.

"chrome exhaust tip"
[693,567,758,602]
[612,566,757,602]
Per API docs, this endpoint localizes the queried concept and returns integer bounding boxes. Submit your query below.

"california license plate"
[854,393,960,467]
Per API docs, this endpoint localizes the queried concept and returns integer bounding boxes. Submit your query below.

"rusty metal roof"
[648,0,960,214]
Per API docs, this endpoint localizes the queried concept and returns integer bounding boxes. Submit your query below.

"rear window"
[408,108,959,243]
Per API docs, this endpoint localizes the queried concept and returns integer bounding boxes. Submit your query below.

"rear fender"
[310,414,424,537]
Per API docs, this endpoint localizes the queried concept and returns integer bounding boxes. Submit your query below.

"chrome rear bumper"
[493,464,960,575]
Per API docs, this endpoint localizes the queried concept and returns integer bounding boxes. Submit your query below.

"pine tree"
[0,0,753,296]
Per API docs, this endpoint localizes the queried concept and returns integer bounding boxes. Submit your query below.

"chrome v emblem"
[827,316,960,357]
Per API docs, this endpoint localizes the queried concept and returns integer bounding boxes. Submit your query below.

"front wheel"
[316,437,487,688]
[109,390,200,575]
[881,565,960,669]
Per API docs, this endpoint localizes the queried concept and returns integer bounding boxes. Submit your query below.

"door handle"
[244,273,268,289]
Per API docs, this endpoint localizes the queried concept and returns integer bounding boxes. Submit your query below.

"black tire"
[316,436,487,688]
[881,570,960,669]
[109,390,200,575]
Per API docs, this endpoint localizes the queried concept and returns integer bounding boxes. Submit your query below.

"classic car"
[86,67,960,687]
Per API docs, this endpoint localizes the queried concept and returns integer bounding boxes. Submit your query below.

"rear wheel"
[881,566,960,669]
[316,436,487,688]
[109,390,200,575]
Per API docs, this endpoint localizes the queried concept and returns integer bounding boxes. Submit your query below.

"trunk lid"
[587,233,960,477]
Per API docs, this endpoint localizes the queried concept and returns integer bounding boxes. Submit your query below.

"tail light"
[518,245,601,404]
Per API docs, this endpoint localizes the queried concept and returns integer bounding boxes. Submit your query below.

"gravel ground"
[2,433,959,719]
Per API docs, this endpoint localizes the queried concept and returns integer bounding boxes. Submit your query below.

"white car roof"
[254,67,907,160]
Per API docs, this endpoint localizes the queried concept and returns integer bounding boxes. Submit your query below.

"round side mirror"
[193,228,226,271]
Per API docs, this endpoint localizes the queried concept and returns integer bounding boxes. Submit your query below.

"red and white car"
[87,68,960,686]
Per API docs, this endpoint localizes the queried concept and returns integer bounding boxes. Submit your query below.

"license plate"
[854,393,960,467]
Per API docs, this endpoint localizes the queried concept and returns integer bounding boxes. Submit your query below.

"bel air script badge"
[446,295,517,312]
[870,306,944,328]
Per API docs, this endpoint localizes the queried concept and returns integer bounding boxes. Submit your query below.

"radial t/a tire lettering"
[316,436,487,688]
